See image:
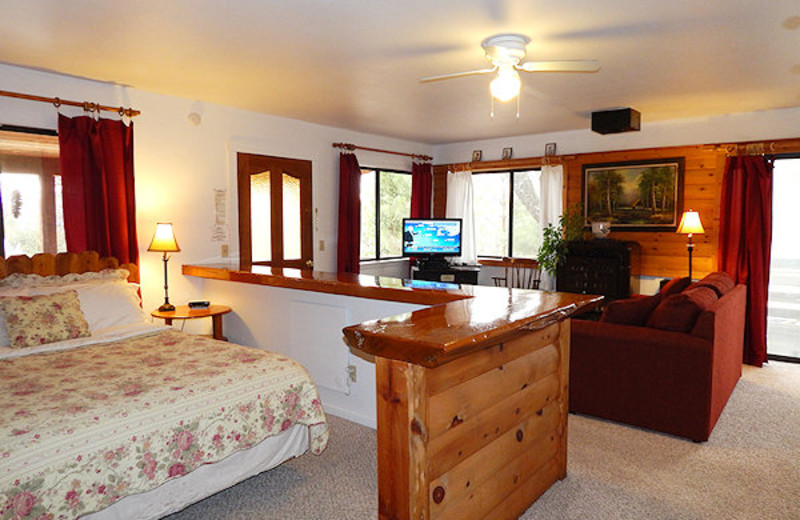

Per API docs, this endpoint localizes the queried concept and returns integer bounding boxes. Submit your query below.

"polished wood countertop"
[184,263,602,367]
[183,263,476,306]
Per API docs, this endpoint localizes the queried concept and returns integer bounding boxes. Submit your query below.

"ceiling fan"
[420,33,600,105]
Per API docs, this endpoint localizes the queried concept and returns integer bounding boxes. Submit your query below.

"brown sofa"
[570,272,746,441]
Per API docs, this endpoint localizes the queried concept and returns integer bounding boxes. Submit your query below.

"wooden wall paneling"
[433,138,799,281]
[433,165,449,218]
[562,145,726,280]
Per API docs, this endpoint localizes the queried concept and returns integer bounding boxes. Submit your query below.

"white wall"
[0,63,432,315]
[432,106,800,164]
[196,278,421,428]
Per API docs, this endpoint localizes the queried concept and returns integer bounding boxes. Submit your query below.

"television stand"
[412,259,479,285]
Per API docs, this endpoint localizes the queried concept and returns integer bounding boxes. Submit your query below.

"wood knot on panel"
[432,486,446,504]
[410,417,426,437]
[450,415,464,428]
[516,429,524,442]
[536,408,544,417]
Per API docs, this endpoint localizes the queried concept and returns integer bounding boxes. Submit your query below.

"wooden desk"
[151,304,232,341]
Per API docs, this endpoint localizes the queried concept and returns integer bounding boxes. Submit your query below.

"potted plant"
[537,205,584,277]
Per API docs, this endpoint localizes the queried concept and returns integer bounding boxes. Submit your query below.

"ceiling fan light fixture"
[490,67,521,102]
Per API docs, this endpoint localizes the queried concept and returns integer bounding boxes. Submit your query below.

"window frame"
[0,126,64,257]
[472,168,542,259]
[360,166,412,262]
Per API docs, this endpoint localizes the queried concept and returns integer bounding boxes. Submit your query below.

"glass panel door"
[767,157,800,360]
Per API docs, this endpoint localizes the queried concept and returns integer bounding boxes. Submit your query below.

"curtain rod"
[0,89,141,117]
[332,142,432,162]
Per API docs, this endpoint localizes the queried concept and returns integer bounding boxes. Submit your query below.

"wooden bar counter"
[184,264,602,520]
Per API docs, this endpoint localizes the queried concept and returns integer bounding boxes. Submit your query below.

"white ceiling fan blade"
[419,67,497,83]
[518,60,600,73]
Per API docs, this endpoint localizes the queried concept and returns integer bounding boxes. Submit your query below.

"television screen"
[402,218,462,257]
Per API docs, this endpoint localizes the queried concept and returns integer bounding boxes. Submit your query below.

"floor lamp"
[677,210,704,281]
[148,222,181,312]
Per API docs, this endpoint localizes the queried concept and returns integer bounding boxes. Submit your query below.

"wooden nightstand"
[151,304,232,341]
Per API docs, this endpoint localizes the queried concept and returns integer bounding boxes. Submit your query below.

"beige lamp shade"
[148,222,181,253]
[677,210,705,235]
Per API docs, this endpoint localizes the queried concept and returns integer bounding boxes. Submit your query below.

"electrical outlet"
[319,239,325,251]
[221,244,229,257]
[347,365,357,383]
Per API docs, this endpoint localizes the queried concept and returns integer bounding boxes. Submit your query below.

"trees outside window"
[473,170,541,258]
[360,168,411,260]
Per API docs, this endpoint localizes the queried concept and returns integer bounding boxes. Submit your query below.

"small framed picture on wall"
[472,150,482,162]
[502,147,513,160]
[545,142,557,156]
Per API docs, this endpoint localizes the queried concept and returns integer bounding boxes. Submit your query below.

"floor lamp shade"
[677,210,704,280]
[148,222,180,312]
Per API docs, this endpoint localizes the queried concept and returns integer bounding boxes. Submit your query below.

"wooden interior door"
[237,153,312,270]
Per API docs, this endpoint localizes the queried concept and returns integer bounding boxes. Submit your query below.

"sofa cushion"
[600,294,662,326]
[646,286,718,333]
[687,272,736,297]
[659,277,692,297]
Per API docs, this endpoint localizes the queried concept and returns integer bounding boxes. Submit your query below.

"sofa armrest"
[707,284,746,428]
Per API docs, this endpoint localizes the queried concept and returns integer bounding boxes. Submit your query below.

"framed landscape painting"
[582,158,684,230]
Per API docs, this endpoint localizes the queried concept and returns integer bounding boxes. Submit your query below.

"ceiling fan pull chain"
[490,96,495,119]
[516,96,520,119]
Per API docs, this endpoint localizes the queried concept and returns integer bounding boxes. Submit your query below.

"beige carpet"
[166,362,800,519]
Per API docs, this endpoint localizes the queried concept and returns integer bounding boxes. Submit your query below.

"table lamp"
[148,222,181,312]
[676,210,704,280]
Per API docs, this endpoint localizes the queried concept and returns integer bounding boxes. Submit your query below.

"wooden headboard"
[0,251,139,283]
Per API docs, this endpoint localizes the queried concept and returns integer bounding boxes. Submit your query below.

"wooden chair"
[491,257,542,289]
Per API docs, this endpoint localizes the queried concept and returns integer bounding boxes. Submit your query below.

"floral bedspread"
[0,330,328,520]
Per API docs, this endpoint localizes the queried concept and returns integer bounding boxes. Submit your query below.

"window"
[0,128,66,256]
[237,153,313,269]
[360,168,412,260]
[472,169,541,258]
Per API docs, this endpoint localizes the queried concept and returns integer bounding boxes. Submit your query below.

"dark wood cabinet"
[556,239,634,303]
[412,261,480,285]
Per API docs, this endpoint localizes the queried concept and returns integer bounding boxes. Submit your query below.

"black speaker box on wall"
[591,108,641,134]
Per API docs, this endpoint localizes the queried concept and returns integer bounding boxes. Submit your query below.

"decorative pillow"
[686,272,735,297]
[659,277,692,298]
[600,294,662,326]
[646,286,718,333]
[0,290,90,348]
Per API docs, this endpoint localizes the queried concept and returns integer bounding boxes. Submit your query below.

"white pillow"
[0,278,145,345]
[76,281,147,331]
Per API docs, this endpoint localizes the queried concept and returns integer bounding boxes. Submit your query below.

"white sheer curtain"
[446,170,477,265]
[539,164,564,290]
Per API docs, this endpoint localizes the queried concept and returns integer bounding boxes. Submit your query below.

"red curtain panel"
[58,114,138,266]
[410,161,432,219]
[718,155,773,366]
[337,152,361,274]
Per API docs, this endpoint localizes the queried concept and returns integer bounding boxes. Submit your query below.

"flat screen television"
[402,218,462,257]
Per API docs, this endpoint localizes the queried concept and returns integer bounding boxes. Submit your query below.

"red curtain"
[337,152,361,274]
[718,155,773,366]
[58,114,138,265]
[410,161,433,219]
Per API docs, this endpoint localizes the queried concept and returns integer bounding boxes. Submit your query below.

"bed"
[0,251,328,520]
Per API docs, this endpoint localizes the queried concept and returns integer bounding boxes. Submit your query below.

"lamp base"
[158,302,176,312]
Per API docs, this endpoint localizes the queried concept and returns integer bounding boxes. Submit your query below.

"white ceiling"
[1,0,799,144]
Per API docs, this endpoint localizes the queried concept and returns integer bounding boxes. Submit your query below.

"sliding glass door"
[767,157,800,361]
